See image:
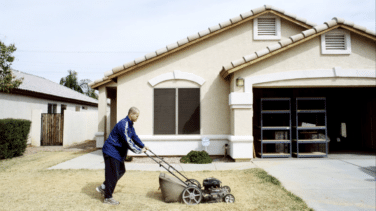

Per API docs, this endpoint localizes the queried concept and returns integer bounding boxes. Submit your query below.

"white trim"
[242,68,376,105]
[139,135,230,141]
[244,68,376,93]
[148,70,205,86]
[253,15,281,40]
[138,135,253,143]
[321,29,351,54]
[230,105,253,109]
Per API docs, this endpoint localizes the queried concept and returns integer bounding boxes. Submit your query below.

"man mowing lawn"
[96,107,149,205]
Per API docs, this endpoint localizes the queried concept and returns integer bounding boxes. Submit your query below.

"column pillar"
[96,86,107,148]
[228,92,254,161]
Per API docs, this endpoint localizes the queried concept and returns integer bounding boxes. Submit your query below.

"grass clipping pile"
[0,151,313,211]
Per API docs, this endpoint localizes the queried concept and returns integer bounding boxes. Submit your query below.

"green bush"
[0,119,31,159]
[180,150,212,164]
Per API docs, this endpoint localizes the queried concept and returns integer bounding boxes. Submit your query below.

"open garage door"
[253,87,376,156]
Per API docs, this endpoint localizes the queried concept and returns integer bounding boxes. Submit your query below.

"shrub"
[180,150,212,164]
[0,119,31,159]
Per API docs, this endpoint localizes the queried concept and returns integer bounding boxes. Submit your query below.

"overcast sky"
[1,0,375,84]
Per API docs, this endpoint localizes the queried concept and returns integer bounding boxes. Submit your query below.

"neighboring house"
[89,5,376,161]
[0,70,100,146]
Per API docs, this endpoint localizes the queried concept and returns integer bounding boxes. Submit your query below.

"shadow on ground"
[81,182,103,202]
[360,166,376,179]
[146,190,164,202]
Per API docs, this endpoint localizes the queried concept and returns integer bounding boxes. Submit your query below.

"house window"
[48,103,57,114]
[82,106,88,110]
[75,106,80,112]
[154,88,200,135]
[321,29,351,54]
[61,104,67,115]
[253,15,281,40]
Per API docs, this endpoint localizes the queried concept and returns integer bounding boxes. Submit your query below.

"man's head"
[128,107,140,122]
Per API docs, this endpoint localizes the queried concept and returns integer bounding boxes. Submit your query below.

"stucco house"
[89,5,375,161]
[0,70,99,146]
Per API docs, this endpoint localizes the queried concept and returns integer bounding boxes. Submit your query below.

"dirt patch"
[23,140,97,156]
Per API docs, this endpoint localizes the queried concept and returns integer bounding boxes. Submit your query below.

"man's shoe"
[104,198,120,205]
[96,185,105,196]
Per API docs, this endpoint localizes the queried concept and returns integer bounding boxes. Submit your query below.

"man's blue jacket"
[102,116,144,162]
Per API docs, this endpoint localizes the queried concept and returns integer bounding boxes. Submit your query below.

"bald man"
[96,107,149,205]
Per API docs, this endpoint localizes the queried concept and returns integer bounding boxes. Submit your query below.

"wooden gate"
[41,114,63,146]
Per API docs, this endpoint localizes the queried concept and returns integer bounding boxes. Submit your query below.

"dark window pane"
[154,89,176,134]
[178,88,200,134]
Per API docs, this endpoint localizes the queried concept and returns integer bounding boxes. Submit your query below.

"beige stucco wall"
[235,32,376,82]
[115,17,306,136]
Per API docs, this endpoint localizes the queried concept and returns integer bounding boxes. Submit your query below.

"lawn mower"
[144,149,235,205]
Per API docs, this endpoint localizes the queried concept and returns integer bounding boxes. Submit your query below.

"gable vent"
[257,18,276,36]
[325,34,346,50]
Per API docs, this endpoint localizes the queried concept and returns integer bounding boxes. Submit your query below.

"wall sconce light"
[236,77,244,87]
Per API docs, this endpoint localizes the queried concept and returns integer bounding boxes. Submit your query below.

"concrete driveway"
[253,153,376,211]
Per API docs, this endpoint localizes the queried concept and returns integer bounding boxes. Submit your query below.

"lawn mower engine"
[201,177,235,203]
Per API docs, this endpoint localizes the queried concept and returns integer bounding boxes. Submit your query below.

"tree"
[60,70,83,93]
[60,70,98,99]
[0,41,23,92]
[80,79,98,100]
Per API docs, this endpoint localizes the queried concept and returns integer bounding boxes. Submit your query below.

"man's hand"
[142,147,149,153]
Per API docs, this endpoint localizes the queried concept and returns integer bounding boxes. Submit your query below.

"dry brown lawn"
[0,151,313,211]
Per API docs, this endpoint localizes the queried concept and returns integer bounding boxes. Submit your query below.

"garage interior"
[253,87,376,158]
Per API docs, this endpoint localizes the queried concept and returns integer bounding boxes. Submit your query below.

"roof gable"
[90,5,317,89]
[220,18,376,78]
[10,70,98,105]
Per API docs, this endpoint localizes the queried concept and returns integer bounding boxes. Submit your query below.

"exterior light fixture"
[236,77,244,87]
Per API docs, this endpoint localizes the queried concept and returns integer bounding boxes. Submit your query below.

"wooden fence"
[41,114,63,146]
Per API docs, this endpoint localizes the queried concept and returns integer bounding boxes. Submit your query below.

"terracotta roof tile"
[188,33,200,41]
[145,51,157,59]
[166,42,179,50]
[313,24,329,33]
[290,33,304,42]
[230,15,243,24]
[251,6,266,15]
[333,17,345,24]
[267,43,282,52]
[231,58,246,67]
[243,53,258,62]
[271,6,285,14]
[135,56,146,64]
[325,20,338,27]
[123,61,136,69]
[209,24,221,32]
[223,63,234,71]
[353,24,367,32]
[177,38,189,46]
[112,65,124,73]
[240,11,253,19]
[198,29,211,37]
[343,20,355,27]
[156,47,168,55]
[302,28,316,37]
[255,48,270,57]
[105,70,114,77]
[283,12,297,19]
[219,20,232,28]
[279,38,293,47]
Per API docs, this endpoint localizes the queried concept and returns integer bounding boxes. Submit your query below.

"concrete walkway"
[48,150,256,171]
[253,154,376,211]
[49,150,376,211]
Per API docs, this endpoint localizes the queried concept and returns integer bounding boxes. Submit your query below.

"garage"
[253,87,376,157]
